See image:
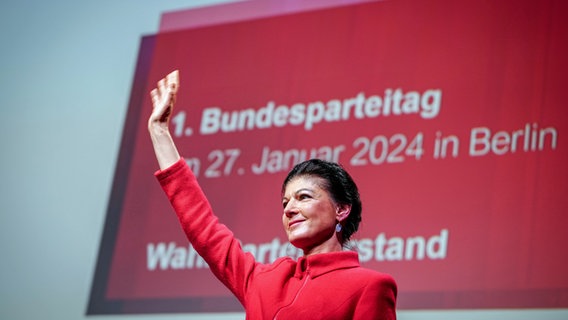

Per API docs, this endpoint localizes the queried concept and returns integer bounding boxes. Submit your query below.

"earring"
[335,223,342,233]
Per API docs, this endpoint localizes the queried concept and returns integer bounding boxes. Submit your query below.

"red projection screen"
[88,0,568,314]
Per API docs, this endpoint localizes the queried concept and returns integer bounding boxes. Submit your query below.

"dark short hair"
[281,159,362,244]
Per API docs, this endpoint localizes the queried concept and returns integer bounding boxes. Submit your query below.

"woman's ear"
[336,204,351,222]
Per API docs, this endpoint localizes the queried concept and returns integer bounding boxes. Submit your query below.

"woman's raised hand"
[148,70,182,170]
[149,70,179,131]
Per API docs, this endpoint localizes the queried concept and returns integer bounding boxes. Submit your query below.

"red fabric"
[156,158,397,319]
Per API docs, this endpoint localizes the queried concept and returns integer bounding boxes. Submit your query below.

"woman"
[149,70,397,319]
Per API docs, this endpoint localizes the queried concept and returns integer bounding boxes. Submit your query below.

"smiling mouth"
[288,220,305,228]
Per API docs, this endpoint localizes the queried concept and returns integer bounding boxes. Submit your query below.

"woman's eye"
[282,201,288,209]
[299,194,310,200]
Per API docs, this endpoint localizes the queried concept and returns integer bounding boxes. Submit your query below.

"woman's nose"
[283,201,298,218]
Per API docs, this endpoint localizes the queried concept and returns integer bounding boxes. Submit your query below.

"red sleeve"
[353,274,398,320]
[155,158,256,305]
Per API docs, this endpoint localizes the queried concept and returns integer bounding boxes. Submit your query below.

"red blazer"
[157,158,397,319]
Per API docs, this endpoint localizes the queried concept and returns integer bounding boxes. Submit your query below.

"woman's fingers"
[158,78,167,97]
[150,88,159,107]
[152,70,179,107]
[166,70,179,93]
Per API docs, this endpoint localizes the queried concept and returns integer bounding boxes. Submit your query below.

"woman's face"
[282,176,340,254]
